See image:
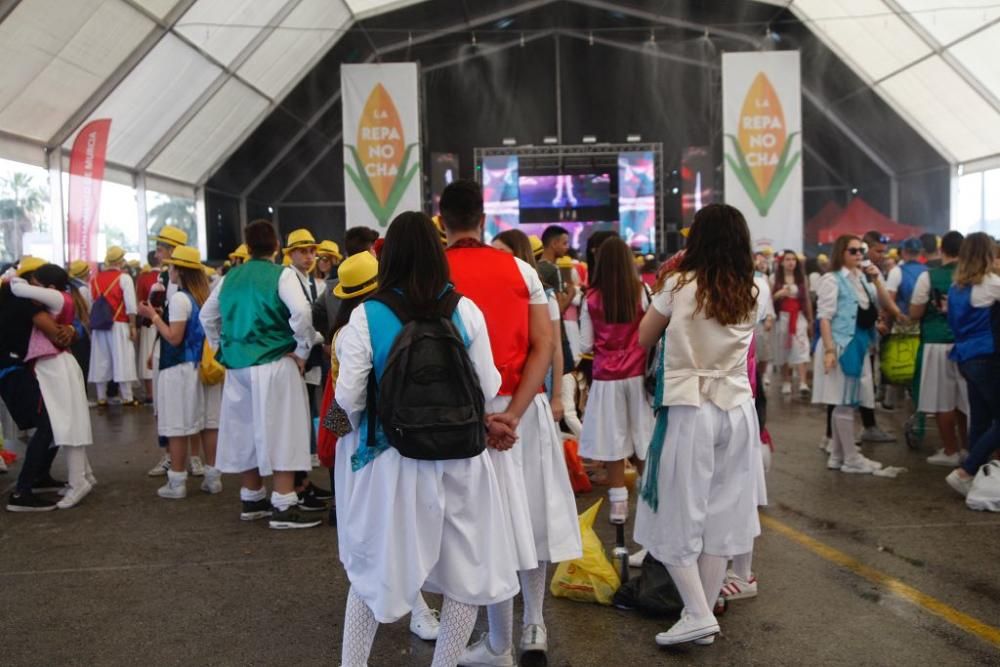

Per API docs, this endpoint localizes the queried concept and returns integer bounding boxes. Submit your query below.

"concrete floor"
[2,387,1000,666]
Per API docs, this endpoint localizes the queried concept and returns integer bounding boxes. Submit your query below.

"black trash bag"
[611,552,684,618]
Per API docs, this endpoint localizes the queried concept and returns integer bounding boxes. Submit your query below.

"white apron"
[35,352,92,447]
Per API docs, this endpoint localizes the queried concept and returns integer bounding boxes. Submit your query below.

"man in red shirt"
[442,180,582,666]
[135,251,161,402]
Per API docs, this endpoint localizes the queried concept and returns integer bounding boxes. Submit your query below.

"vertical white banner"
[342,63,422,229]
[722,51,803,252]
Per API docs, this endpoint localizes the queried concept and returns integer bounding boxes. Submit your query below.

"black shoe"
[297,487,328,512]
[32,475,67,493]
[306,483,332,501]
[240,498,272,521]
[269,505,322,530]
[6,492,58,512]
[328,505,337,527]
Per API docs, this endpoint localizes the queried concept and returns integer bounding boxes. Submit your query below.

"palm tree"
[0,171,48,261]
[148,196,196,250]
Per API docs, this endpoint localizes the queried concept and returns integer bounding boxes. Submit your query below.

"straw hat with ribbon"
[555,256,574,269]
[154,225,187,248]
[105,246,126,265]
[16,256,45,277]
[162,245,203,270]
[69,259,90,280]
[529,235,544,258]
[228,243,249,262]
[317,240,343,262]
[333,252,378,299]
[283,229,318,255]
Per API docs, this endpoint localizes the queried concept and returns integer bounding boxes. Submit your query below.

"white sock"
[341,587,379,667]
[241,486,266,502]
[732,551,753,581]
[431,597,478,667]
[832,406,860,463]
[167,469,187,486]
[608,486,628,503]
[520,563,548,628]
[203,465,221,479]
[65,447,88,488]
[96,382,108,401]
[486,598,513,654]
[270,490,298,512]
[665,563,711,619]
[119,382,133,402]
[697,553,728,611]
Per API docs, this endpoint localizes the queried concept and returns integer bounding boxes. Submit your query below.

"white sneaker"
[200,468,223,495]
[409,607,440,641]
[720,571,758,601]
[157,472,187,499]
[520,624,547,655]
[188,456,205,477]
[147,454,170,477]
[799,383,810,398]
[629,548,649,568]
[458,633,514,667]
[841,456,883,474]
[654,610,720,646]
[826,454,843,470]
[693,634,716,645]
[609,499,628,525]
[311,453,321,469]
[780,381,792,395]
[946,469,973,498]
[860,427,896,443]
[56,480,93,509]
[819,436,831,452]
[763,376,771,390]
[926,449,960,467]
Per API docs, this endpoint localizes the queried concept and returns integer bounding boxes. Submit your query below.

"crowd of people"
[2,183,999,663]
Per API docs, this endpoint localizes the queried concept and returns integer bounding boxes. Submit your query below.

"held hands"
[485,412,519,451]
[287,352,306,376]
[54,324,76,349]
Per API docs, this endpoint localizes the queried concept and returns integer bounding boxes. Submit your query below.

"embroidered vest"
[25,292,73,362]
[948,284,1000,364]
[895,261,927,315]
[216,260,295,369]
[921,263,957,344]
[830,271,876,349]
[585,290,646,381]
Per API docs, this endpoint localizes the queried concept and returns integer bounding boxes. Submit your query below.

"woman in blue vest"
[333,212,519,667]
[812,235,903,474]
[944,233,1000,498]
[138,246,221,500]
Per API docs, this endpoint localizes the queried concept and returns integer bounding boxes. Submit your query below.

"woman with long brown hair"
[138,246,222,500]
[771,250,813,397]
[943,232,1000,501]
[633,204,766,648]
[578,235,652,525]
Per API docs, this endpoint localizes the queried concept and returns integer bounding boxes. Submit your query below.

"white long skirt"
[917,344,969,415]
[216,357,311,476]
[811,343,876,409]
[772,312,811,366]
[155,362,204,437]
[335,439,520,623]
[579,375,653,462]
[487,394,583,567]
[88,322,137,383]
[634,399,763,567]
[203,381,222,429]
[137,326,156,380]
[35,352,92,447]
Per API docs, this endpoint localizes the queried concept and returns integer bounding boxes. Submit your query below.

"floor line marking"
[762,514,1000,649]
[0,554,334,578]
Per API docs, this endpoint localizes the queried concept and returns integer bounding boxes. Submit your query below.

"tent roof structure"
[817,196,922,244]
[0,0,992,199]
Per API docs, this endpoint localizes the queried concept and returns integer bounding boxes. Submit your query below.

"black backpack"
[365,288,486,461]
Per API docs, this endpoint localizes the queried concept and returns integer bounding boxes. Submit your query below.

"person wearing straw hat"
[2,256,77,512]
[199,220,322,529]
[284,229,329,478]
[138,246,223,500]
[135,251,162,404]
[228,243,249,267]
[67,259,94,380]
[315,240,342,282]
[88,245,139,407]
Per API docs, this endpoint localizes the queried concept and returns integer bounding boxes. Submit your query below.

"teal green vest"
[216,259,295,369]
[921,263,957,344]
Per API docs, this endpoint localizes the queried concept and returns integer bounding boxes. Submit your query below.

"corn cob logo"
[345,83,419,227]
[725,72,800,216]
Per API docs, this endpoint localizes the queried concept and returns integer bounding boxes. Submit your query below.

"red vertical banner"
[67,119,111,261]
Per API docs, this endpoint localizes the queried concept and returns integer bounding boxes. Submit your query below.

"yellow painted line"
[761,514,1000,649]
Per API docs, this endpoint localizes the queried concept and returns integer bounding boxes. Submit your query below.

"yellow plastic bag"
[199,339,225,385]
[881,334,919,385]
[549,499,621,605]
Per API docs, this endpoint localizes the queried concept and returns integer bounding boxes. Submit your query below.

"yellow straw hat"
[154,225,187,248]
[128,259,140,269]
[282,253,292,266]
[69,259,90,279]
[16,256,45,277]
[817,253,829,263]
[555,256,574,269]
[431,215,447,244]
[162,245,202,270]
[529,235,543,258]
[317,240,343,262]
[333,252,378,299]
[141,263,151,272]
[105,246,126,264]
[680,227,691,238]
[283,228,318,254]
[203,265,217,277]
[228,243,249,262]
